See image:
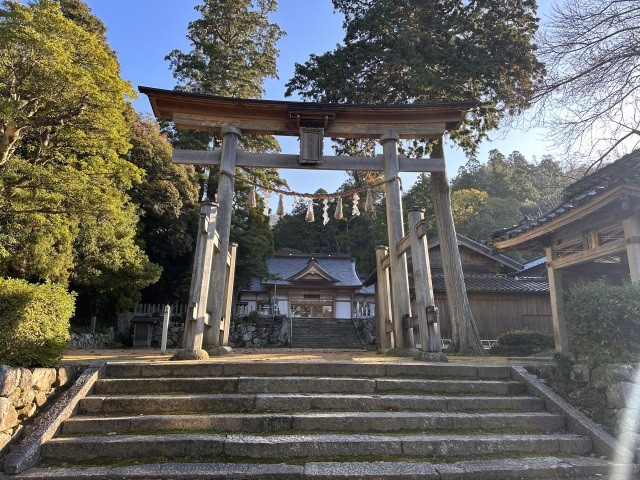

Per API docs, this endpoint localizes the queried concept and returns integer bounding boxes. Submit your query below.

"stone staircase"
[8,361,622,479]
[290,318,364,349]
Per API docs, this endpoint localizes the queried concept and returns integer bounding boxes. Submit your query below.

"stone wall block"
[570,364,591,383]
[0,431,12,452]
[17,368,32,393]
[593,364,636,390]
[54,366,78,388]
[9,387,34,412]
[615,407,640,433]
[606,382,635,410]
[31,368,56,393]
[0,397,19,431]
[0,366,21,397]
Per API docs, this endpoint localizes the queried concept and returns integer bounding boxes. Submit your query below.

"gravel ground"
[61,348,553,366]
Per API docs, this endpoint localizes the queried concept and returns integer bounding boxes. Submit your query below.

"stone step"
[61,411,565,435]
[40,433,592,463]
[93,377,526,395]
[17,456,620,480]
[103,361,513,379]
[78,393,546,415]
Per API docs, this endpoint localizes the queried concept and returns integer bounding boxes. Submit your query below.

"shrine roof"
[139,86,477,139]
[428,234,522,272]
[430,274,549,294]
[492,149,640,249]
[264,253,362,288]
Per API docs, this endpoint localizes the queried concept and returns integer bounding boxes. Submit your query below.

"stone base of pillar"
[414,351,448,363]
[382,347,421,357]
[208,345,233,356]
[170,349,210,361]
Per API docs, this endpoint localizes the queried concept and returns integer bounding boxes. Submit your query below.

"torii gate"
[141,86,476,360]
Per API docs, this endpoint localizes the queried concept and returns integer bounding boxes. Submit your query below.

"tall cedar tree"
[286,0,544,354]
[0,0,160,317]
[165,0,286,293]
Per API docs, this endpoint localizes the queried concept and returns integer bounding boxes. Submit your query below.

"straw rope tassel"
[322,199,330,225]
[352,193,360,216]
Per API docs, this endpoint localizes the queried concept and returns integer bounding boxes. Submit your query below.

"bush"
[565,281,640,362]
[0,278,75,367]
[489,329,554,356]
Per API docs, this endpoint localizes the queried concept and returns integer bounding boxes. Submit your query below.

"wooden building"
[236,253,375,321]
[361,233,552,343]
[426,234,550,341]
[492,150,640,353]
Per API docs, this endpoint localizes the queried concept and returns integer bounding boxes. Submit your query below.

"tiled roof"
[430,273,549,294]
[265,253,362,288]
[515,256,547,277]
[246,276,267,292]
[355,284,375,295]
[428,234,522,272]
[492,149,640,243]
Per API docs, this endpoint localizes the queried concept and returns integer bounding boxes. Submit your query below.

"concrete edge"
[3,363,104,474]
[510,365,633,462]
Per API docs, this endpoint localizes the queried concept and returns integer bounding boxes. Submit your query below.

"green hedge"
[565,281,640,362]
[489,329,554,357]
[0,278,75,367]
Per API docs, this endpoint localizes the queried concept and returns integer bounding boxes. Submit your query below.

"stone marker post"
[160,305,170,355]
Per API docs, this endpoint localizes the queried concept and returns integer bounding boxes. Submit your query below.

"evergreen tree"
[127,113,200,303]
[0,0,160,316]
[286,0,544,354]
[165,0,287,293]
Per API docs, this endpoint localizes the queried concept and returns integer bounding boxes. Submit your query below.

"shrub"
[0,278,75,367]
[489,329,554,356]
[565,280,640,363]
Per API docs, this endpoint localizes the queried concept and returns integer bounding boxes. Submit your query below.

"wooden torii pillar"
[140,86,477,359]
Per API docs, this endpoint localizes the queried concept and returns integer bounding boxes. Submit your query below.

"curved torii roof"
[139,86,477,140]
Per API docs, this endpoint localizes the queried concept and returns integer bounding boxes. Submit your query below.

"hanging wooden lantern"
[334,197,344,220]
[365,189,374,212]
[276,193,286,217]
[305,199,315,222]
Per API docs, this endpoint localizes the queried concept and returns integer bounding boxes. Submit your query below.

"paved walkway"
[62,348,553,366]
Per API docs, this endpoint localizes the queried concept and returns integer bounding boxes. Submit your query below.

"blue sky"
[84,0,554,204]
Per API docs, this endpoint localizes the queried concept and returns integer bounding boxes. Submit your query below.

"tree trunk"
[0,123,23,166]
[430,141,485,355]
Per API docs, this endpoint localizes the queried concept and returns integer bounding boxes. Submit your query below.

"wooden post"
[381,132,415,350]
[622,216,640,283]
[160,305,170,355]
[204,125,241,351]
[545,247,571,354]
[221,242,238,347]
[408,207,446,361]
[178,201,217,359]
[375,246,393,349]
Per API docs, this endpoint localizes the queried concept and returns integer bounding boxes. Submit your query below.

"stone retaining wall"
[352,317,376,346]
[68,330,117,349]
[228,320,289,348]
[0,365,81,457]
